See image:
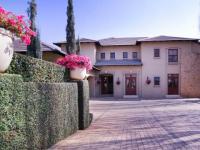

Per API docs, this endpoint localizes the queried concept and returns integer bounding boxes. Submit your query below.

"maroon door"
[125,75,136,95]
[168,74,179,95]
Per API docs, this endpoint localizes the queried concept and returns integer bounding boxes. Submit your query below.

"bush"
[24,82,78,149]
[7,53,68,82]
[0,74,26,150]
[1,54,92,149]
[0,74,79,150]
[77,80,92,130]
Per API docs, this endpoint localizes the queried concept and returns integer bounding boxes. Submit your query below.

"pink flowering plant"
[0,6,36,45]
[57,54,92,71]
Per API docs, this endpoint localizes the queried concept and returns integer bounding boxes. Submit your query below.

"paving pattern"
[50,98,200,150]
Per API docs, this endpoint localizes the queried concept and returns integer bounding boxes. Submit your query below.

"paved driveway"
[50,98,200,150]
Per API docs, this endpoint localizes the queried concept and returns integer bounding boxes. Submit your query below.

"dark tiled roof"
[99,37,146,46]
[80,38,97,43]
[95,59,142,66]
[138,35,199,42]
[14,39,66,55]
[54,38,97,46]
[54,35,199,47]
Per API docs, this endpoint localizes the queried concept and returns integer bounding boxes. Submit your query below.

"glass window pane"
[168,49,178,62]
[110,52,115,59]
[101,53,105,59]
[123,52,128,59]
[132,52,137,59]
[154,49,160,57]
[154,77,160,86]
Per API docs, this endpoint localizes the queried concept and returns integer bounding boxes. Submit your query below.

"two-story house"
[54,35,200,99]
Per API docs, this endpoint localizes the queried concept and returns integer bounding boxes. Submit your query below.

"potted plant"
[57,54,92,80]
[116,78,120,85]
[97,80,101,84]
[146,76,151,85]
[0,6,36,73]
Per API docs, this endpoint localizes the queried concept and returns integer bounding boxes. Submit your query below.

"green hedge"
[24,82,78,149]
[77,80,92,130]
[0,74,26,150]
[7,53,67,82]
[0,74,79,150]
[1,54,92,149]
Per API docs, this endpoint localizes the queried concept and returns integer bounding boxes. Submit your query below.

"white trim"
[123,95,139,99]
[165,95,181,99]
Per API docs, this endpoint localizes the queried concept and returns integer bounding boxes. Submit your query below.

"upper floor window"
[110,52,115,59]
[132,52,138,59]
[154,77,160,86]
[100,53,105,60]
[168,49,178,63]
[123,52,128,59]
[154,49,160,58]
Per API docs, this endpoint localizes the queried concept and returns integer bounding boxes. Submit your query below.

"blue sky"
[0,0,200,44]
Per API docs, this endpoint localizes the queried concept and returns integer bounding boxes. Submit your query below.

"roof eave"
[138,39,199,42]
[95,64,143,67]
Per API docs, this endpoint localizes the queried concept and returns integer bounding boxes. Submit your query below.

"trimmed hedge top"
[7,53,67,82]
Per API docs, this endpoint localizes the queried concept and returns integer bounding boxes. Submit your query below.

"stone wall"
[180,42,200,97]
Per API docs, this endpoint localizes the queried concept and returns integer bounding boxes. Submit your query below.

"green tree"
[66,0,76,54]
[27,0,42,59]
[35,30,42,58]
[76,36,81,55]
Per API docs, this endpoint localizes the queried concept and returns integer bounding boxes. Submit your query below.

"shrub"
[0,74,26,150]
[0,75,79,150]
[7,53,68,82]
[24,82,78,149]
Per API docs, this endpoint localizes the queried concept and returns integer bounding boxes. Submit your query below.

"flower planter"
[0,28,13,73]
[70,67,87,80]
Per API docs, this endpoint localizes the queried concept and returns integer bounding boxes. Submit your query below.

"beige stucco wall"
[180,41,200,97]
[93,66,142,98]
[80,43,97,65]
[96,45,141,60]
[60,43,97,65]
[140,41,187,98]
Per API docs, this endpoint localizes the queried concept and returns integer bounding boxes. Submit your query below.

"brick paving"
[50,98,200,150]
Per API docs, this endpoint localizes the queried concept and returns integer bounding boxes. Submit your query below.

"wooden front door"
[125,75,136,95]
[168,74,179,95]
[101,75,113,95]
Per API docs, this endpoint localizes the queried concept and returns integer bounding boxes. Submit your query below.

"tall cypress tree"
[27,0,42,59]
[66,0,76,54]
[35,30,42,58]
[76,36,81,55]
